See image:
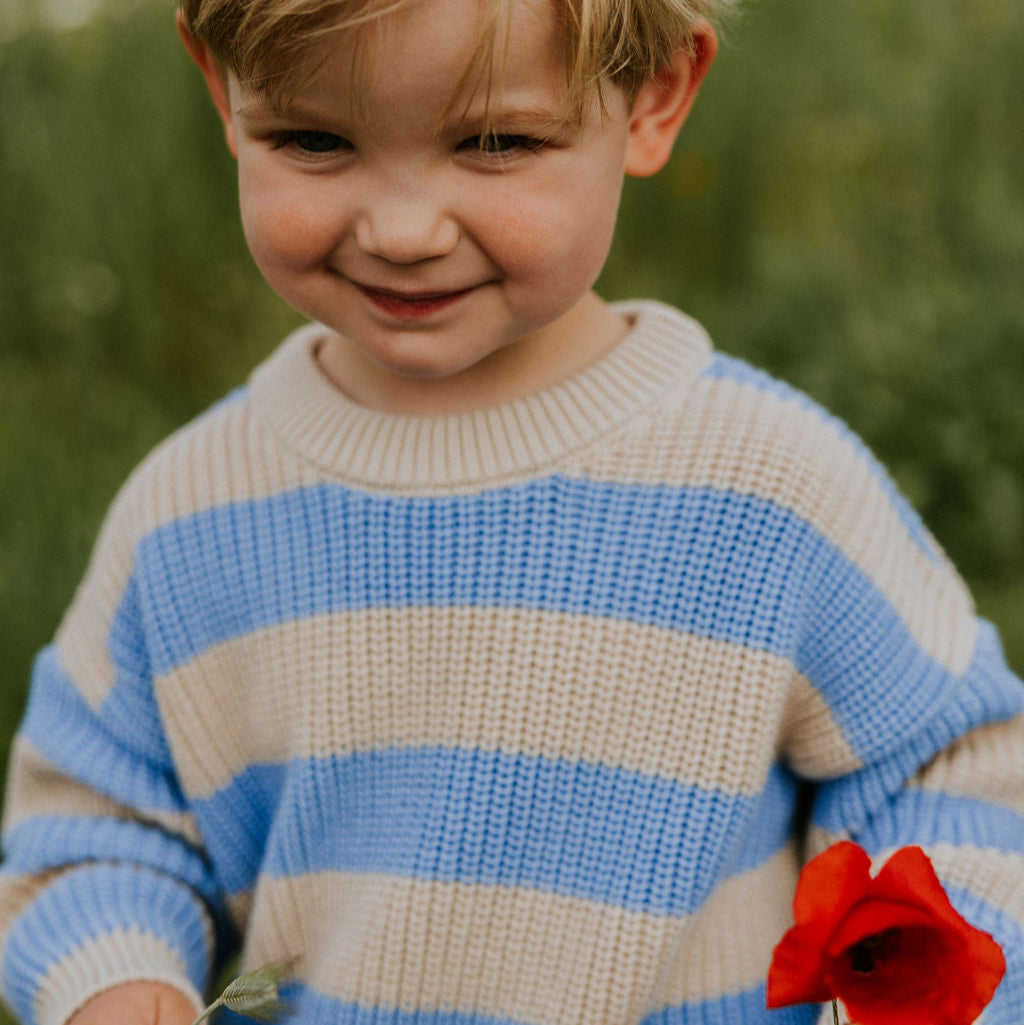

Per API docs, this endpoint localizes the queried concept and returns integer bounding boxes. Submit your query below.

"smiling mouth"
[358,284,476,318]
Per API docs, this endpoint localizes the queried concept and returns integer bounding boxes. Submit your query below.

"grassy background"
[0,0,1021,1014]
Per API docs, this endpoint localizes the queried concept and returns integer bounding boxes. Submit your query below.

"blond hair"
[180,0,734,112]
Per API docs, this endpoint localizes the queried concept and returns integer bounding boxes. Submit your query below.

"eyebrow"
[235,99,329,125]
[459,105,573,134]
[235,98,573,136]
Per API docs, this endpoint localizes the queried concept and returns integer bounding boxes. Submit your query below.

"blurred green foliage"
[2,2,1023,724]
[0,2,1020,1012]
[2,0,1022,740]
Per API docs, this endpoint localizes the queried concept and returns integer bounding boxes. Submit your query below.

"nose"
[354,188,459,265]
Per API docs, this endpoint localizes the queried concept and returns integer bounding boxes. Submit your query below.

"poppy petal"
[792,842,872,927]
[766,924,833,1006]
[765,843,1007,1025]
[870,846,964,924]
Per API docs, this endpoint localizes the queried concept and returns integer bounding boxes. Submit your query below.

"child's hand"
[66,981,198,1025]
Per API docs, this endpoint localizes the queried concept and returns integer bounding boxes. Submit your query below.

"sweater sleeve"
[0,478,232,1025]
[777,425,1024,1024]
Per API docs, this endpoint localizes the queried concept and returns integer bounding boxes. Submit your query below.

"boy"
[1,1,1022,1024]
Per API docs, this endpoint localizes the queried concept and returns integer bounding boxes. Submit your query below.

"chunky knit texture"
[2,301,1023,1025]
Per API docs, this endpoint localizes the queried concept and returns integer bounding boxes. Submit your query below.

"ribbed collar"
[248,300,712,491]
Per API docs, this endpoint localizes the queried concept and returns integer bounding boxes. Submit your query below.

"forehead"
[249,0,569,119]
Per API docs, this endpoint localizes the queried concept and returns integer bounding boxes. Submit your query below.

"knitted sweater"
[2,301,1022,1025]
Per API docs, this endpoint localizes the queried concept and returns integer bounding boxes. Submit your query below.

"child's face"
[189,0,712,412]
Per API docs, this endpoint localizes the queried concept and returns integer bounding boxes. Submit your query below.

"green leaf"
[189,961,293,1025]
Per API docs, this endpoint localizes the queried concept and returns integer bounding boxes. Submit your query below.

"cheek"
[492,176,622,288]
[237,163,339,271]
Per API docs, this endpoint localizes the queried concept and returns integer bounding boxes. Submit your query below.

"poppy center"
[848,928,903,974]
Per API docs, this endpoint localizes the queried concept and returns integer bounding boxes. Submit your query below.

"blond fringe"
[180,0,739,110]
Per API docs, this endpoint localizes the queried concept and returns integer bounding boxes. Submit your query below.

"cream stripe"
[575,373,976,676]
[156,607,810,802]
[34,929,204,1025]
[911,713,1024,819]
[56,502,140,712]
[1,737,202,845]
[654,844,801,1006]
[806,825,847,860]
[779,674,863,779]
[242,847,800,1025]
[125,390,317,528]
[2,737,121,831]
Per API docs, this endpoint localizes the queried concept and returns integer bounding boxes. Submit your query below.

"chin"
[387,358,482,385]
[363,336,493,383]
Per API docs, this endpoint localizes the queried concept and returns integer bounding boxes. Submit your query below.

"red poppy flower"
[767,842,1005,1025]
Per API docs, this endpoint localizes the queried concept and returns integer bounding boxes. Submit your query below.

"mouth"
[358,284,476,318]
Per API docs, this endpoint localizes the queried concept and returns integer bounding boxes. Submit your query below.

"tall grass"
[2,0,1022,756]
[2,0,1022,760]
[0,1,1021,1015]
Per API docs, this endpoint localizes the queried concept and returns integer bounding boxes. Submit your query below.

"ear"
[176,8,238,158]
[624,21,717,178]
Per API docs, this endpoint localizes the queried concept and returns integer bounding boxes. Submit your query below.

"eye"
[272,130,347,155]
[462,133,544,157]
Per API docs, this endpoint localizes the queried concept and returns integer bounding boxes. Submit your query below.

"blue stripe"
[222,982,817,1025]
[812,621,1024,835]
[203,384,248,415]
[119,476,996,765]
[193,748,798,907]
[1,865,210,1025]
[643,984,818,1025]
[20,647,185,814]
[105,574,173,766]
[133,478,823,673]
[1,816,222,907]
[228,987,523,1025]
[700,353,945,568]
[841,790,1024,856]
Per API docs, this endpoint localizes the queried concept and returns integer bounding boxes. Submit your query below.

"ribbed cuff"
[2,865,212,1025]
[33,929,205,1025]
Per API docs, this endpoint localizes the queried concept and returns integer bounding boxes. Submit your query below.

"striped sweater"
[2,301,1022,1025]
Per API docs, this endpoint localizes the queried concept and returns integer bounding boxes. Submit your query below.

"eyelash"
[271,130,347,155]
[268,130,546,160]
[462,134,546,157]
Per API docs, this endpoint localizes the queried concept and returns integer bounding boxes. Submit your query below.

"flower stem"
[831,998,840,1025]
[188,998,223,1025]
